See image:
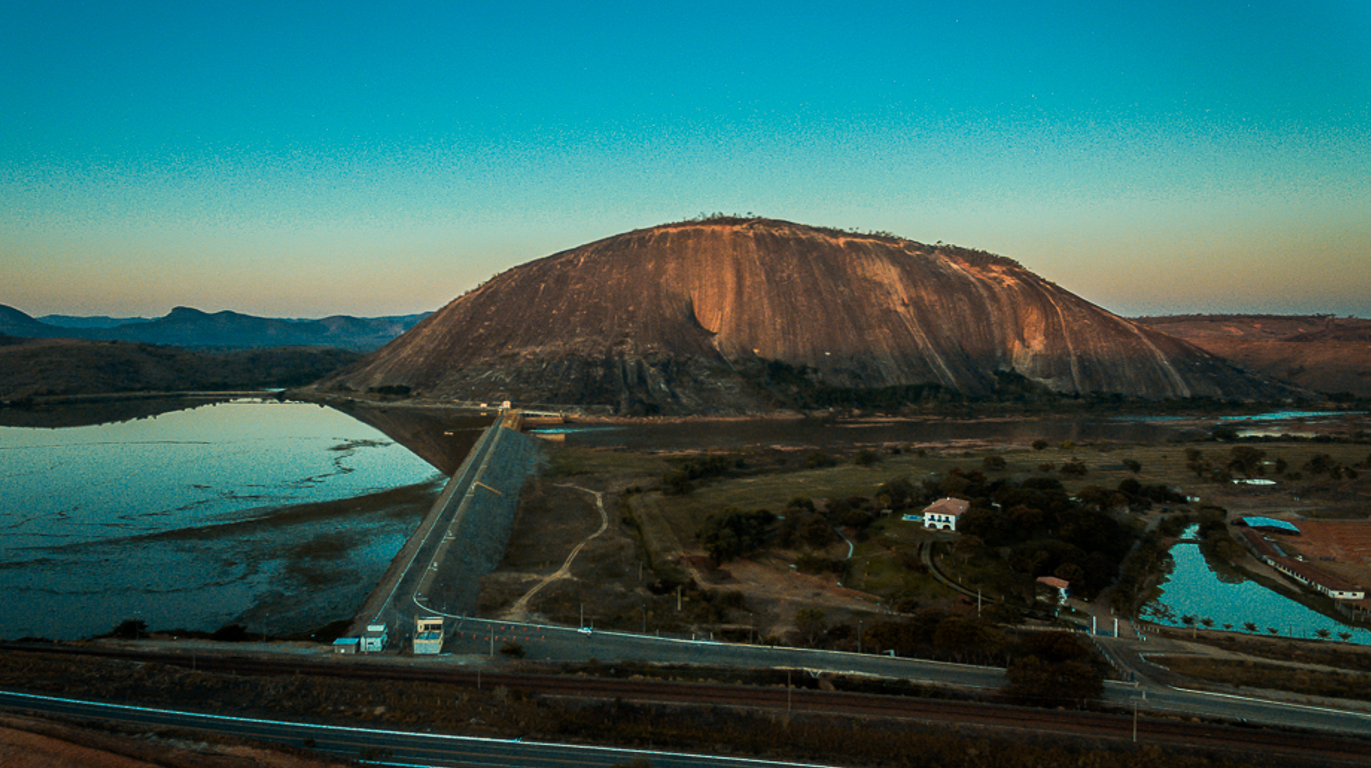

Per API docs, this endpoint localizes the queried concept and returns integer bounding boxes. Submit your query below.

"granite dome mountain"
[318,218,1291,414]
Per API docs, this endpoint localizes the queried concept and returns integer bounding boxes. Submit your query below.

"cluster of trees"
[1185,445,1364,483]
[792,609,1105,706]
[946,473,1138,599]
[696,507,776,562]
[1103,477,1186,510]
[1194,504,1247,562]
[1302,452,1362,480]
[697,491,892,564]
[1004,631,1106,706]
[661,454,744,495]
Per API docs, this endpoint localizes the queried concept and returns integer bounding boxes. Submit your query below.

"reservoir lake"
[4,401,1363,644]
[0,399,443,641]
[1142,526,1371,645]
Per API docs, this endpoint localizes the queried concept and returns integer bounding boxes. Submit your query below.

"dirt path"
[499,484,609,621]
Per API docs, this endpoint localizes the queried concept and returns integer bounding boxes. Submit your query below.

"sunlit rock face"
[320,219,1290,413]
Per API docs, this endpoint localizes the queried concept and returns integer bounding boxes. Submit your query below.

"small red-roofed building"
[1036,576,1071,606]
[922,497,969,532]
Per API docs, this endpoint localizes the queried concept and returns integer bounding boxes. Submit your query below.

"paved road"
[0,689,835,768]
[1092,633,1371,735]
[446,616,1009,689]
[435,616,1371,737]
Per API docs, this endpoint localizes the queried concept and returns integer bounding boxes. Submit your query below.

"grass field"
[489,424,1371,644]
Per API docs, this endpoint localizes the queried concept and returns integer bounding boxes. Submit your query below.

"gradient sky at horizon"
[3,1,1368,319]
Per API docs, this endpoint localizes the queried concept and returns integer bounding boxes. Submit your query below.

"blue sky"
[3,1,1368,318]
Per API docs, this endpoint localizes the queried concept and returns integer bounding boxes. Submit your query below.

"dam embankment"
[349,412,540,638]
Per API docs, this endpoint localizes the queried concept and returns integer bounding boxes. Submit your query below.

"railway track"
[4,644,1368,765]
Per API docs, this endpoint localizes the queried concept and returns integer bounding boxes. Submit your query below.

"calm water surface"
[1142,526,1371,645]
[0,399,442,640]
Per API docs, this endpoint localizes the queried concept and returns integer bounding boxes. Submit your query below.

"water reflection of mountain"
[327,402,493,475]
[0,395,224,428]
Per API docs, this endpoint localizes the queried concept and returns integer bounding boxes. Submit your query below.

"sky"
[2,1,1368,319]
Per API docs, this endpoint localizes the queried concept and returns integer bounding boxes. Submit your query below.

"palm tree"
[1267,627,1279,636]
[1315,628,1332,641]
[1243,621,1258,633]
[1223,623,1233,631]
[1200,617,1214,632]
[1339,631,1353,643]
[1180,615,1197,638]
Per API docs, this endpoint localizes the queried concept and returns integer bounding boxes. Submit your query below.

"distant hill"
[316,218,1299,414]
[38,313,150,329]
[0,335,360,401]
[0,305,427,352]
[0,304,52,336]
[1134,314,1371,397]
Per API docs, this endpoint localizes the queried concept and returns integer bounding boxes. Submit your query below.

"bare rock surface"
[319,219,1293,413]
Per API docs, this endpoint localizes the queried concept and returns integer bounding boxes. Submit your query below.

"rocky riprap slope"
[318,219,1294,414]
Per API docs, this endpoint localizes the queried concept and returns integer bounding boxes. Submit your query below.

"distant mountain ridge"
[0,335,360,404]
[1134,314,1371,397]
[38,313,150,329]
[0,304,428,352]
[317,218,1299,414]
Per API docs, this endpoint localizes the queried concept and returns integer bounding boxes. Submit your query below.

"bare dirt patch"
[1264,520,1371,588]
[0,713,345,768]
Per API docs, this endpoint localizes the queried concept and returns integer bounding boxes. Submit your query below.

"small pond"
[1142,526,1371,645]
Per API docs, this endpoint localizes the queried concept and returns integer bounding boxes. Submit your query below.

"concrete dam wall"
[416,422,541,615]
[350,414,541,637]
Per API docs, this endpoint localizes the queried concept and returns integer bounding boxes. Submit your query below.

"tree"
[1200,617,1214,631]
[1016,631,1092,664]
[805,451,837,469]
[853,449,880,467]
[982,455,1007,472]
[697,507,776,562]
[1339,631,1353,642]
[1315,628,1332,641]
[1180,615,1197,637]
[932,617,993,663]
[211,623,250,642]
[797,512,839,548]
[1243,621,1258,634]
[1227,446,1266,477]
[1059,459,1088,477]
[1304,453,1338,476]
[795,608,827,647]
[111,619,147,640]
[1004,656,1104,707]
[876,478,918,510]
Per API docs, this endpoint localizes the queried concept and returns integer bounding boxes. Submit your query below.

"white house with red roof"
[922,497,969,532]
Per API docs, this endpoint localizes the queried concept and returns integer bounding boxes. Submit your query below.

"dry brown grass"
[1152,655,1371,701]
